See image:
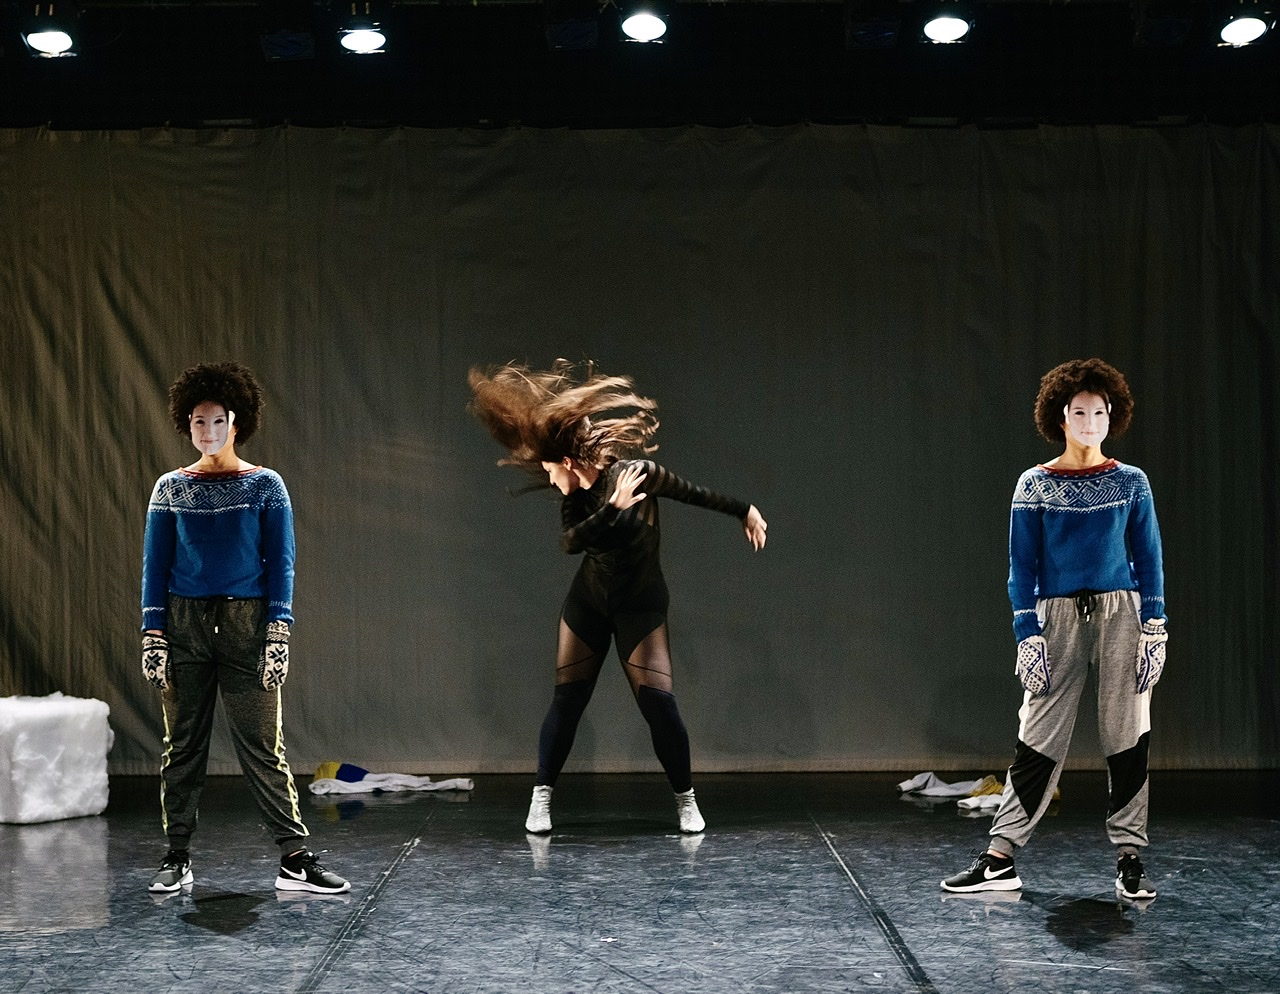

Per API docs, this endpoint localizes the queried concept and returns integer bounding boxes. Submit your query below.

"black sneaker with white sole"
[941,851,1023,892]
[1116,853,1157,899]
[148,849,193,893]
[275,849,351,893]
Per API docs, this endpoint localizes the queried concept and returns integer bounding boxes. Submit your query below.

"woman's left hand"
[609,462,648,510]
[743,505,768,550]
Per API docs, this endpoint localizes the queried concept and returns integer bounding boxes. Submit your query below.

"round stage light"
[923,14,971,43]
[622,12,667,42]
[24,29,75,56]
[1219,14,1270,44]
[339,27,386,53]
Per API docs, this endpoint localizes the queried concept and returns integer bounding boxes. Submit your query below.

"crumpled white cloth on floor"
[896,771,985,797]
[957,793,1003,812]
[308,774,474,795]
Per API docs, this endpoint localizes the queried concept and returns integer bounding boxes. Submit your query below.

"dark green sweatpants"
[159,594,308,854]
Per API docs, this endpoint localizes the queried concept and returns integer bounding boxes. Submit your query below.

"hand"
[258,621,290,690]
[142,632,171,691]
[1015,635,1051,697]
[608,463,648,510]
[743,505,767,551]
[1135,619,1167,694]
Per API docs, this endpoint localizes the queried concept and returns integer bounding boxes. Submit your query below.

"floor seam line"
[809,812,939,994]
[294,811,435,994]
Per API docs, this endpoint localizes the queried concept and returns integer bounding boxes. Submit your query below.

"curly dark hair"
[167,361,264,445]
[1033,358,1134,444]
[468,359,658,474]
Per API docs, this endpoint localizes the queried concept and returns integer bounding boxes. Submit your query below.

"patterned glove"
[1015,635,1052,697]
[258,620,290,690]
[1135,619,1167,694]
[142,633,171,691]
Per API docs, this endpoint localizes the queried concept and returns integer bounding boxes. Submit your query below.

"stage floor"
[2,771,1278,994]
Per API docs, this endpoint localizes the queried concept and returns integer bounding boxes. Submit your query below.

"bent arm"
[559,497,621,554]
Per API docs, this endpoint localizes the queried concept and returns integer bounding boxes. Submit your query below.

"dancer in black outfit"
[469,360,767,834]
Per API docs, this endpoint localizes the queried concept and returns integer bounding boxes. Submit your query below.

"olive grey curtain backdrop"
[1,124,1276,774]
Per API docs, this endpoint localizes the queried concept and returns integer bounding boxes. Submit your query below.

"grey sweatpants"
[159,594,309,854]
[989,590,1152,856]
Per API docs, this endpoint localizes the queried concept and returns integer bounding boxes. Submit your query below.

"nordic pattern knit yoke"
[559,459,750,580]
[141,466,295,631]
[1008,459,1165,642]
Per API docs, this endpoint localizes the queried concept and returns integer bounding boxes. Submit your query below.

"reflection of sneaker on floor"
[674,789,705,833]
[526,785,553,834]
[939,888,1023,906]
[275,889,353,906]
[275,850,351,893]
[678,832,705,863]
[941,852,1022,892]
[526,832,552,871]
[1116,853,1156,900]
[149,887,193,907]
[148,849,193,893]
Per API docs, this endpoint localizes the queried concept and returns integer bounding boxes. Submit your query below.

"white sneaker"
[674,789,705,833]
[526,785,553,833]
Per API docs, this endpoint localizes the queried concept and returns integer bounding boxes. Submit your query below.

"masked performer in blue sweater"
[141,361,348,895]
[469,360,768,835]
[942,358,1166,901]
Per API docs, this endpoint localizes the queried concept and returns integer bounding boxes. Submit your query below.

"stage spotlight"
[921,4,972,43]
[338,1,387,54]
[21,2,79,58]
[620,1,667,42]
[1217,3,1274,44]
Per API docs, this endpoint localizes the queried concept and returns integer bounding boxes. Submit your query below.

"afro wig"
[167,361,264,445]
[1033,358,1134,444]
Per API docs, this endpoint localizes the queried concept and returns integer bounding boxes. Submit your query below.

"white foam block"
[0,693,113,824]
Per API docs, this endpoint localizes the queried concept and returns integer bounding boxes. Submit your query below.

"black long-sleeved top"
[559,459,749,582]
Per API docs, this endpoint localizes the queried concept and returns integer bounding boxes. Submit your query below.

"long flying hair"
[468,359,659,474]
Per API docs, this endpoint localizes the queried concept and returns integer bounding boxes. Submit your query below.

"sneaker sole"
[940,875,1023,893]
[148,868,193,893]
[274,876,351,893]
[1116,883,1157,900]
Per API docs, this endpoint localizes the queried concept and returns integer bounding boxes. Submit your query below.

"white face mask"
[190,402,235,456]
[1063,393,1110,448]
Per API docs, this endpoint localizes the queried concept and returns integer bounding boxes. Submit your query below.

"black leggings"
[535,577,692,792]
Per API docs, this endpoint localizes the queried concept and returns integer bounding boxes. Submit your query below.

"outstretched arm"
[634,460,751,516]
[634,459,765,549]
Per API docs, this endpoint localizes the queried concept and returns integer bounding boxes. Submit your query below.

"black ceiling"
[1,0,1277,129]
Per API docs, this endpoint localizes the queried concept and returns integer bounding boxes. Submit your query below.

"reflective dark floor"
[2,771,1278,994]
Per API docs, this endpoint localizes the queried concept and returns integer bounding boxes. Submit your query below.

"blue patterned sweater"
[1008,459,1165,641]
[141,467,295,631]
